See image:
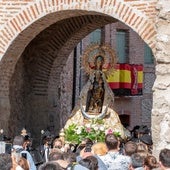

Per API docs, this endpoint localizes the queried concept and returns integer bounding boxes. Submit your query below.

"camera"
[84,142,92,152]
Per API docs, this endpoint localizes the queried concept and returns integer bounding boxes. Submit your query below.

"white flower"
[99,126,105,131]
[85,124,91,128]
[76,129,81,134]
[94,126,99,131]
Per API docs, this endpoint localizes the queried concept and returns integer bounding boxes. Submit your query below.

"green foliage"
[64,118,121,144]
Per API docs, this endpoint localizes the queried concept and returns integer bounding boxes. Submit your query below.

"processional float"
[60,43,126,144]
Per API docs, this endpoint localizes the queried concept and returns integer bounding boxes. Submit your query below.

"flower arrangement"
[64,119,121,144]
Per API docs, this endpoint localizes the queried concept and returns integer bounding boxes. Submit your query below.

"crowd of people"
[0,125,170,170]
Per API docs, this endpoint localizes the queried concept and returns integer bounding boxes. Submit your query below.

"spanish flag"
[107,64,143,95]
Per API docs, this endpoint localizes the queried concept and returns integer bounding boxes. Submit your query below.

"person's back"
[101,133,131,170]
[159,148,170,170]
[101,133,120,167]
[109,154,131,170]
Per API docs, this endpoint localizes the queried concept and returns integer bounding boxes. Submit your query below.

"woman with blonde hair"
[18,157,29,170]
[92,142,108,156]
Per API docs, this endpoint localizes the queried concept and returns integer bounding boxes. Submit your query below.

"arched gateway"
[0,0,169,157]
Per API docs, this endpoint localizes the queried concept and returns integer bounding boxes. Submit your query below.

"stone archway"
[0,0,163,151]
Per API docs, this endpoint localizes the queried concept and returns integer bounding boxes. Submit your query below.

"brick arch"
[0,0,156,61]
[6,14,116,139]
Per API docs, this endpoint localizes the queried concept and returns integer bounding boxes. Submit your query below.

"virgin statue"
[85,55,105,114]
[64,44,126,139]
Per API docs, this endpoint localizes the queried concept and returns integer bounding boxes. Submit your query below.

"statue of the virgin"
[64,43,126,139]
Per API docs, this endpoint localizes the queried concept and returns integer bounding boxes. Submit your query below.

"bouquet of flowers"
[64,119,121,144]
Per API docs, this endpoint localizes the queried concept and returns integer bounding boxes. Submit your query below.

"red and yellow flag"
[107,64,143,94]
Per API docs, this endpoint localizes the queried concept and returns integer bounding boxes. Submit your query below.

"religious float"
[61,43,126,144]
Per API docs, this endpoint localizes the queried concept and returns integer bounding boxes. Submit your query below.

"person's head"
[129,153,144,169]
[22,135,32,151]
[143,155,159,170]
[79,155,98,170]
[159,148,170,169]
[105,133,119,151]
[42,136,52,147]
[137,142,149,153]
[92,142,108,156]
[62,152,76,164]
[38,161,63,170]
[124,141,137,156]
[139,134,153,153]
[48,150,63,161]
[0,153,12,170]
[13,135,24,146]
[18,157,29,170]
[53,138,63,149]
[137,150,149,159]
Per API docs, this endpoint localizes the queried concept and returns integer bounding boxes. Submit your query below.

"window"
[90,29,101,43]
[116,29,129,63]
[144,43,154,64]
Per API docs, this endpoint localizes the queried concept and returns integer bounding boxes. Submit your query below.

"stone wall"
[152,0,170,158]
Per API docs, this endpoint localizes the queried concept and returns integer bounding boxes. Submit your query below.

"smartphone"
[5,143,12,154]
[21,153,27,159]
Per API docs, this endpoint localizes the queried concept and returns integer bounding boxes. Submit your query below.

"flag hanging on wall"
[107,64,143,96]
